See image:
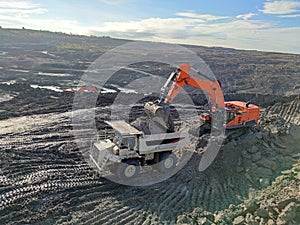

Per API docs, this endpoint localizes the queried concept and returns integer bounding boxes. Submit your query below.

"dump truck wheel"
[156,152,177,173]
[117,160,140,179]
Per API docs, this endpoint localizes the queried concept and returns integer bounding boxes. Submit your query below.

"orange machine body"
[164,64,260,129]
[224,101,260,129]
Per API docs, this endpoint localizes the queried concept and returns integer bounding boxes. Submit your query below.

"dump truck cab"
[108,120,143,157]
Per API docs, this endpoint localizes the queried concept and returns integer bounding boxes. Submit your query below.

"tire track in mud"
[0,112,248,225]
[267,96,300,125]
[0,98,299,224]
[0,112,100,223]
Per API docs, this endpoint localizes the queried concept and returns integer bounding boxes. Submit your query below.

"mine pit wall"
[174,96,300,224]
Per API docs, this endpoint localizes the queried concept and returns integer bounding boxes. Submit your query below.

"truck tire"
[117,160,140,179]
[156,152,177,173]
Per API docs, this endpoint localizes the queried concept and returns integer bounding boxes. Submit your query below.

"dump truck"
[90,120,189,179]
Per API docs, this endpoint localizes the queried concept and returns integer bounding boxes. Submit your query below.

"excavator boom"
[164,64,225,109]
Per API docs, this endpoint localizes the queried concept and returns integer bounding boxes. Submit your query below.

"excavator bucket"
[144,102,165,118]
[143,102,174,133]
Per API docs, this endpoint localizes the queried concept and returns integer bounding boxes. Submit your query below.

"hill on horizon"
[0,28,299,96]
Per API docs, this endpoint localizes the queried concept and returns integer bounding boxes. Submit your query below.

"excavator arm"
[164,64,225,109]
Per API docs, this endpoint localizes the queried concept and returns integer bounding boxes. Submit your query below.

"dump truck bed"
[105,120,143,136]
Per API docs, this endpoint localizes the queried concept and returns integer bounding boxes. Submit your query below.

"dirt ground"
[0,29,299,225]
[0,85,299,225]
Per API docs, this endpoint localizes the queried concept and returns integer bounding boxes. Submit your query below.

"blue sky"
[0,0,299,53]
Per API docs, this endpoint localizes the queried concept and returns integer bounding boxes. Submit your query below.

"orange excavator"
[144,64,260,134]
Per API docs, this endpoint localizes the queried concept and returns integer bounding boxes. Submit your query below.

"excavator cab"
[225,110,236,124]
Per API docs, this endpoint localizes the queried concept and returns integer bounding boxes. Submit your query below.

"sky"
[0,0,299,53]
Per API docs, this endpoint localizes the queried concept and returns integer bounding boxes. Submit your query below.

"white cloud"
[176,12,229,21]
[0,0,47,18]
[95,17,202,34]
[98,0,134,6]
[0,13,87,34]
[0,0,49,28]
[88,12,299,53]
[0,0,38,9]
[236,13,257,20]
[27,18,87,34]
[0,8,47,16]
[260,0,300,14]
[278,13,300,17]
[91,14,269,37]
[0,0,85,35]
